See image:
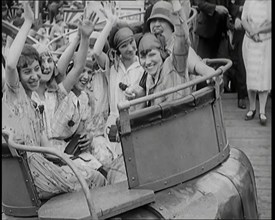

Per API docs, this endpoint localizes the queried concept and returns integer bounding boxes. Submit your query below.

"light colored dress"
[3,82,105,199]
[104,56,144,157]
[85,58,117,167]
[50,90,103,170]
[242,0,271,91]
[31,84,68,152]
[86,57,110,137]
[107,56,144,118]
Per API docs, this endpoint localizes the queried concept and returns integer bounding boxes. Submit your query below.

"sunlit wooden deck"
[221,93,272,219]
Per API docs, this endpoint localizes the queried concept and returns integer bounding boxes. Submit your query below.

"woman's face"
[118,38,137,61]
[139,48,163,76]
[74,68,93,91]
[40,53,55,82]
[150,18,172,37]
[19,59,41,92]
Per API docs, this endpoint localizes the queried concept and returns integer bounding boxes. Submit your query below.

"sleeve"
[241,1,249,21]
[172,10,190,75]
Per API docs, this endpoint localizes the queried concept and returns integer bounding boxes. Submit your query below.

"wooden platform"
[221,93,271,220]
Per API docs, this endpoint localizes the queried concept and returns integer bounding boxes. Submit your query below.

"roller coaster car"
[2,59,258,219]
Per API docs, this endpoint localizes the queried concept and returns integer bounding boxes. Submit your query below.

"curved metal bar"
[2,20,39,45]
[117,58,232,111]
[2,130,99,220]
[188,7,197,24]
[47,29,78,48]
[48,7,197,49]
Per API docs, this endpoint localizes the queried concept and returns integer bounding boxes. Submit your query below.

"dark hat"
[147,1,174,31]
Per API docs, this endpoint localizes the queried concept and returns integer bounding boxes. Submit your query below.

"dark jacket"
[228,0,245,45]
[194,0,230,38]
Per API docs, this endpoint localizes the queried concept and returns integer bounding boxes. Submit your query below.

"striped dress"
[242,0,271,91]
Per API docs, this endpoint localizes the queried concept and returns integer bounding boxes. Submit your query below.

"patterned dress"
[3,81,105,199]
[242,0,271,91]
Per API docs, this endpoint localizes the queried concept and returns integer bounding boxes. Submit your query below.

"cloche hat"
[146,1,174,32]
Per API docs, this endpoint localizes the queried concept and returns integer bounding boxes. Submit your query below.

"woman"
[31,30,80,150]
[93,2,144,157]
[126,0,191,106]
[242,0,271,125]
[49,13,67,51]
[3,2,105,199]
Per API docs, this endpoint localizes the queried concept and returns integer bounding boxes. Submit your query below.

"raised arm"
[93,1,117,69]
[5,1,34,87]
[171,0,190,75]
[56,29,81,80]
[49,24,57,40]
[62,10,99,93]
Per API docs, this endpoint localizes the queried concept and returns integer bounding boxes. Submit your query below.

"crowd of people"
[2,0,271,199]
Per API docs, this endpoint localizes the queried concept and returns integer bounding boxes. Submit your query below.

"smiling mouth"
[29,80,39,87]
[80,80,88,86]
[146,63,156,70]
[42,70,51,75]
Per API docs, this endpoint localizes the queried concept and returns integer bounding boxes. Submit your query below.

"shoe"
[245,110,256,120]
[259,113,267,126]
[238,99,246,109]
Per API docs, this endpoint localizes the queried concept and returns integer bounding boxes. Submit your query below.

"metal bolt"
[159,207,163,211]
[132,177,135,181]
[128,157,132,161]
[164,181,168,185]
[202,166,204,170]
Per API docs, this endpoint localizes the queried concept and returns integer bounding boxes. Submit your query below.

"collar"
[117,56,140,73]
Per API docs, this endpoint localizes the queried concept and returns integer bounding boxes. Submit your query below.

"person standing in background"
[228,0,247,109]
[47,0,64,24]
[194,0,230,59]
[242,0,271,125]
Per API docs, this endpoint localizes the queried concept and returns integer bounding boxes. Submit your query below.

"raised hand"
[78,9,99,38]
[171,0,182,12]
[22,1,34,24]
[100,1,117,24]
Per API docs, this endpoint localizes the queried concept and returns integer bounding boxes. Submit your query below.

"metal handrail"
[46,11,145,48]
[2,20,39,45]
[117,58,232,110]
[2,130,99,220]
[188,7,197,24]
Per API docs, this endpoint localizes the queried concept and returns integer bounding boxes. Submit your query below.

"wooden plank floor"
[221,93,272,219]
